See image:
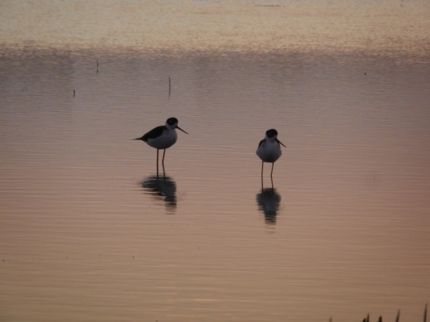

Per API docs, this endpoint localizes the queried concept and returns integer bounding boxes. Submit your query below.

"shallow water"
[1,1,430,322]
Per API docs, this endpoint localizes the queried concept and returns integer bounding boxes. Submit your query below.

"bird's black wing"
[258,139,265,149]
[138,125,165,142]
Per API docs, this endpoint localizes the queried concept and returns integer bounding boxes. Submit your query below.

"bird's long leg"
[156,149,159,178]
[270,162,275,178]
[270,162,275,188]
[261,161,264,188]
[162,149,166,176]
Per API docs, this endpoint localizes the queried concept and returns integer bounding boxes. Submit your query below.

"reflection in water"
[141,175,177,211]
[256,188,281,225]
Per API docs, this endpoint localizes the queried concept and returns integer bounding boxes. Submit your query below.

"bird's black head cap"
[167,117,178,125]
[266,129,278,138]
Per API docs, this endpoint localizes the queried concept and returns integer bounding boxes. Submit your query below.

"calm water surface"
[1,1,430,321]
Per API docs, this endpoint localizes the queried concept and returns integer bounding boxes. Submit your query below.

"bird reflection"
[256,188,281,225]
[141,175,177,211]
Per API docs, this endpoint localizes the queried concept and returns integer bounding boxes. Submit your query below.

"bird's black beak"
[276,139,286,147]
[177,126,188,134]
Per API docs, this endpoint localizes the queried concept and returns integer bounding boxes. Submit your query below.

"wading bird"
[135,117,188,176]
[256,128,286,186]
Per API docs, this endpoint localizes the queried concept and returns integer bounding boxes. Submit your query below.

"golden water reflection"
[1,0,429,58]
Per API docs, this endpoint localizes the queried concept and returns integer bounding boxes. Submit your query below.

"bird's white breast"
[147,128,178,149]
[256,140,282,163]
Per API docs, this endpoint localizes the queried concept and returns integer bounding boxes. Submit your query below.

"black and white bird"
[135,117,188,176]
[256,129,286,184]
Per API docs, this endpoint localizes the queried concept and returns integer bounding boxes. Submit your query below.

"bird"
[256,129,286,186]
[135,117,188,176]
